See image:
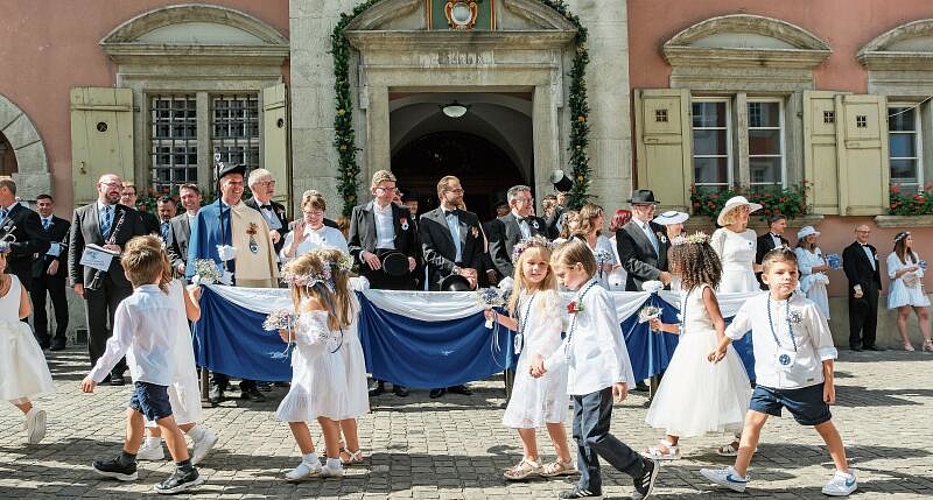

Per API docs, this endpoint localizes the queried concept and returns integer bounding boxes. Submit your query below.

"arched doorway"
[392,131,525,220]
[0,132,17,176]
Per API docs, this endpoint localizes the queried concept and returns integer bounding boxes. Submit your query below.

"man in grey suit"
[487,184,548,280]
[68,174,148,384]
[166,183,202,279]
[616,189,673,292]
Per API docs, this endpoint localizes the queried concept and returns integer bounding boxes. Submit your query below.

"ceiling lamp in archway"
[446,1,479,30]
[441,100,470,118]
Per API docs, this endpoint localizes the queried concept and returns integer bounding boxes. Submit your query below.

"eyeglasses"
[255,180,276,187]
[100,181,122,187]
[375,186,397,193]
[446,188,465,194]
[303,210,324,217]
[514,197,533,202]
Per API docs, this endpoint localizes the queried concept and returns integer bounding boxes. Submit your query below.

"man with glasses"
[843,225,883,352]
[616,189,673,292]
[487,185,548,280]
[120,182,161,235]
[246,169,289,255]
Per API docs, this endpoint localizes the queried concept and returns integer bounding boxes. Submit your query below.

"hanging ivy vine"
[332,0,592,215]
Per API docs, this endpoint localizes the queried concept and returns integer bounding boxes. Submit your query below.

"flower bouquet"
[263,308,296,333]
[477,287,507,329]
[638,305,663,332]
[193,259,222,286]
[919,260,928,270]
[825,253,842,270]
[594,249,613,280]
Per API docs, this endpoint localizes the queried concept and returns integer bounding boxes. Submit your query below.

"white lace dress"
[275,303,369,422]
[644,284,751,437]
[608,235,628,292]
[502,289,569,428]
[0,276,54,401]
[712,228,759,293]
[887,253,930,309]
[795,247,830,319]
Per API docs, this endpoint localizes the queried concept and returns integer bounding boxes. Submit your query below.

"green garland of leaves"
[332,0,592,214]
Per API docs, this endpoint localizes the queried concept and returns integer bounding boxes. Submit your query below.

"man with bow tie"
[843,225,884,352]
[487,185,548,279]
[755,214,790,289]
[31,194,70,351]
[245,168,289,255]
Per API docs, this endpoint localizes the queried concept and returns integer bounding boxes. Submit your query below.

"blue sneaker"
[700,466,748,493]
[822,470,857,496]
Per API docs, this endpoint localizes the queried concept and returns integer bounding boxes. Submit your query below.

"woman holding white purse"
[886,231,932,352]
[794,226,831,319]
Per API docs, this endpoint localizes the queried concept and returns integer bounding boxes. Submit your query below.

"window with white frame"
[747,100,785,187]
[692,99,732,189]
[888,105,922,192]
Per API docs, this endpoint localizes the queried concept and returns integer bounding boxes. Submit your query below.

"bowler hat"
[218,163,247,180]
[381,252,409,277]
[440,274,472,292]
[627,189,660,205]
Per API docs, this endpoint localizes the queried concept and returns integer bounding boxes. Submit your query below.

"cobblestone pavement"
[2,347,932,499]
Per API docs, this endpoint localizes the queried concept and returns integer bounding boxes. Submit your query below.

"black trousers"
[848,283,879,348]
[85,278,131,375]
[31,273,69,345]
[211,373,256,392]
[573,387,645,492]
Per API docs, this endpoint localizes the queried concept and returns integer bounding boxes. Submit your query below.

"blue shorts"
[748,383,832,426]
[129,382,173,422]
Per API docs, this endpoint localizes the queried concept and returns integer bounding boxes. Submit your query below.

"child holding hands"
[700,248,856,496]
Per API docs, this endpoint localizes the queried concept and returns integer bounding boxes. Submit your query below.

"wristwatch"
[452,266,462,275]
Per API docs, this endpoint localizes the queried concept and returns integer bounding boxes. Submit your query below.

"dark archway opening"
[0,132,18,177]
[392,131,525,221]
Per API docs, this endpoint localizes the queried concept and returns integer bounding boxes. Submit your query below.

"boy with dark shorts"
[81,238,202,494]
[701,248,856,497]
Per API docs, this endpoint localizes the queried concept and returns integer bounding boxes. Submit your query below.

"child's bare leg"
[339,419,360,452]
[124,408,145,454]
[155,415,190,462]
[734,411,769,477]
[814,420,849,473]
[288,422,316,455]
[317,418,342,459]
[516,428,539,461]
[147,422,195,438]
[545,423,572,462]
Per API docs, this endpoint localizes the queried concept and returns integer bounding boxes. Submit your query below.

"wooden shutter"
[835,94,889,215]
[70,87,134,205]
[803,91,842,215]
[634,89,692,210]
[262,83,289,205]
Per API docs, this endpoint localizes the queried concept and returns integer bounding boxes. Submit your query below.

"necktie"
[43,218,51,231]
[260,204,272,210]
[100,206,113,238]
[644,223,659,255]
[161,222,169,241]
[0,208,7,221]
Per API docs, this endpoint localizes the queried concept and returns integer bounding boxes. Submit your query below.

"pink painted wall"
[0,0,289,214]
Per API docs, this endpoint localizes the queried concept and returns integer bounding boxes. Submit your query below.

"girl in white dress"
[794,226,831,319]
[711,196,762,293]
[574,204,618,289]
[886,231,932,352]
[484,236,573,480]
[0,251,53,444]
[276,249,368,481]
[645,232,751,460]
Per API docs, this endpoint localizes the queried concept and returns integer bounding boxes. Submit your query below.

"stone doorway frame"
[0,93,50,199]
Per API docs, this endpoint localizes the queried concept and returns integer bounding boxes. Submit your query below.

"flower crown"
[511,235,554,263]
[894,231,910,243]
[671,231,710,246]
[281,254,354,290]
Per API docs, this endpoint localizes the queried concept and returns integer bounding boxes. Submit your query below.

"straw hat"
[652,210,689,226]
[717,196,763,226]
[797,226,820,240]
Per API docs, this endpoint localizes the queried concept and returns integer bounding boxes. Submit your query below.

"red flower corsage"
[567,301,583,314]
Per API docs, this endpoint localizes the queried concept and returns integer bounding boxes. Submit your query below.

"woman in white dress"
[794,226,831,319]
[711,196,762,293]
[280,190,349,262]
[607,209,632,291]
[652,210,690,292]
[574,203,618,289]
[886,231,932,352]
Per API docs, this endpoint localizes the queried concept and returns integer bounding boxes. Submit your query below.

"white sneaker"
[320,463,344,478]
[25,408,47,444]
[136,440,165,461]
[191,430,218,466]
[822,470,857,496]
[284,460,322,482]
[700,466,748,493]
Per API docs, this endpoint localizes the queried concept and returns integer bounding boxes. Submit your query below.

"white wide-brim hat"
[717,196,763,226]
[797,225,820,239]
[652,210,689,226]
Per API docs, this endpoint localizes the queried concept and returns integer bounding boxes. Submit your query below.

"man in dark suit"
[68,174,148,384]
[487,185,548,280]
[156,195,177,242]
[0,179,50,295]
[245,168,289,255]
[31,194,70,351]
[166,183,202,279]
[545,191,569,239]
[349,170,419,397]
[843,224,884,351]
[616,189,672,292]
[419,175,484,399]
[121,182,160,235]
[756,214,790,289]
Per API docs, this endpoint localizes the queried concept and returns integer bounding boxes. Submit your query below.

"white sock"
[326,457,342,469]
[302,451,319,464]
[146,436,163,447]
[187,426,206,441]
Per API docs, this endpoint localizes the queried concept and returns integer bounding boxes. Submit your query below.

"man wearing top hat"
[487,185,548,280]
[616,189,673,292]
[755,214,790,289]
[187,163,278,403]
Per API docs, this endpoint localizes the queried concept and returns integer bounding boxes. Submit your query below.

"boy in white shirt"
[701,248,856,497]
[81,239,203,495]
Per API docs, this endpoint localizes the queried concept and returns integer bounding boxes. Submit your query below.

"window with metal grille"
[150,95,198,193]
[211,94,259,184]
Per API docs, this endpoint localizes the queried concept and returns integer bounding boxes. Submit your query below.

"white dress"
[607,236,628,292]
[0,276,54,401]
[711,228,759,293]
[146,280,202,427]
[644,284,751,437]
[887,253,930,309]
[502,290,569,428]
[275,303,369,422]
[795,247,830,319]
[588,235,618,290]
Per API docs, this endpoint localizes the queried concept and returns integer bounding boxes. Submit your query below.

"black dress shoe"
[864,345,886,352]
[240,387,266,402]
[632,382,650,392]
[850,345,863,352]
[368,383,386,397]
[39,342,51,350]
[208,386,225,404]
[50,339,66,351]
[429,388,446,399]
[447,384,472,396]
[109,374,126,386]
[393,385,409,397]
[258,382,273,392]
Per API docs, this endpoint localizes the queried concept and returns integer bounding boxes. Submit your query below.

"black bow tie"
[260,204,272,210]
[444,209,460,218]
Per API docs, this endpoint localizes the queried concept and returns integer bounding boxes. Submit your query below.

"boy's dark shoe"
[154,467,203,494]
[632,457,659,500]
[558,486,602,498]
[92,457,138,481]
[240,386,266,402]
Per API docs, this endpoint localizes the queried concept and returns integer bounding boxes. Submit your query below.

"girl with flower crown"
[275,249,368,481]
[886,231,932,352]
[644,232,752,460]
[483,236,573,480]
